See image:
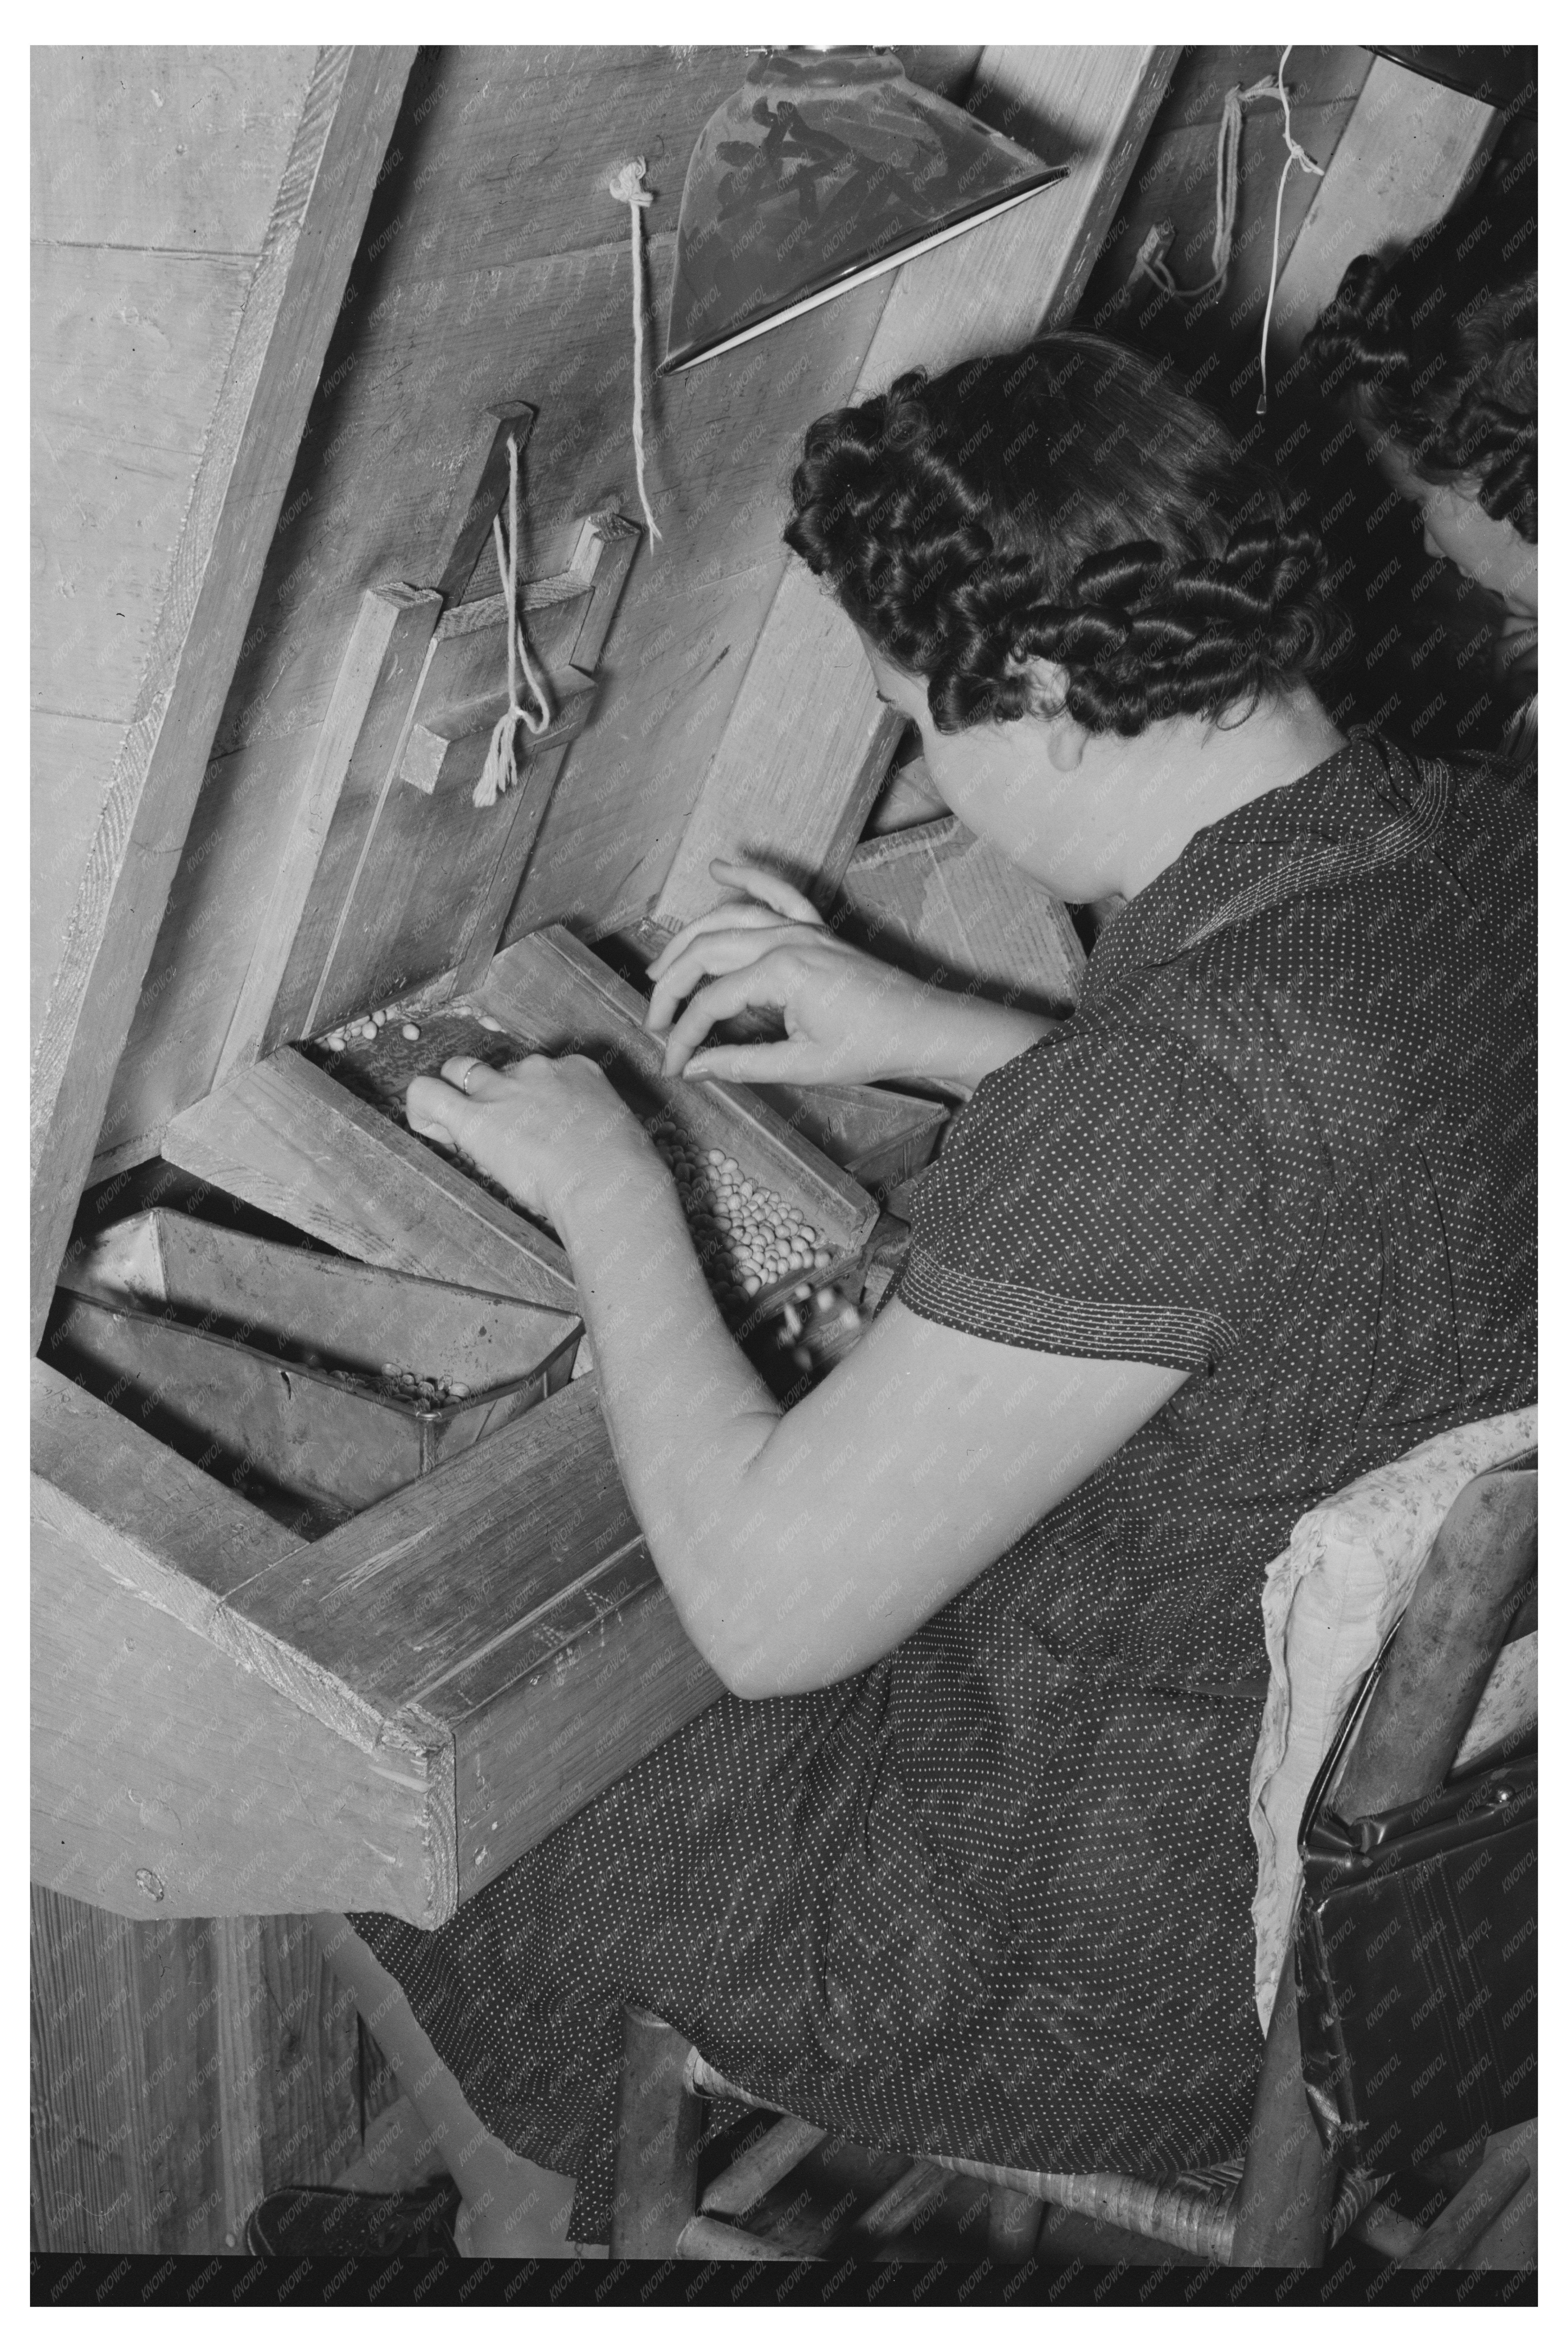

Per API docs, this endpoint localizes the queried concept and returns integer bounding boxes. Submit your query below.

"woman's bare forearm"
[874,990,1058,1092]
[552,1157,784,1676]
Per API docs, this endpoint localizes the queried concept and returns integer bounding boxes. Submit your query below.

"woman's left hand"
[406,1054,654,1226]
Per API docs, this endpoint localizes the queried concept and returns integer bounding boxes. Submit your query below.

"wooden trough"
[50,1210,582,1531]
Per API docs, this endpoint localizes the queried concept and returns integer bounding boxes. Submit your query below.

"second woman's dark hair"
[1302,192,1537,543]
[783,331,1334,737]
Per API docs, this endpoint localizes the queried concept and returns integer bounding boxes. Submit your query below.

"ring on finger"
[448,1055,481,1096]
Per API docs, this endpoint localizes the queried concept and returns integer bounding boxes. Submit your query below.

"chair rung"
[854,2159,951,2241]
[683,2047,771,2108]
[676,2214,802,2262]
[933,2154,1240,2263]
[701,2115,828,2218]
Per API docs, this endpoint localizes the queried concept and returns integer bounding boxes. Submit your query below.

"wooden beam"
[161,1046,578,1311]
[648,45,1180,934]
[29,45,416,1351]
[1267,53,1500,366]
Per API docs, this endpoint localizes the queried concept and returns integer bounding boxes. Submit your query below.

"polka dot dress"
[354,732,1536,2245]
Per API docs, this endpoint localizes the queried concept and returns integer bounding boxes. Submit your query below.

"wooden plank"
[1268,53,1500,364]
[245,1915,373,2199]
[30,44,416,1354]
[649,45,1182,933]
[30,47,317,253]
[450,1569,724,1902]
[512,554,787,941]
[221,1375,643,1718]
[215,583,445,1085]
[31,714,130,1048]
[160,1046,577,1309]
[296,626,596,1037]
[259,412,543,1046]
[31,242,256,721]
[747,1081,949,1198]
[30,1894,375,2254]
[30,1886,161,2253]
[263,494,634,1032]
[31,1352,301,1610]
[838,815,1086,1014]
[448,746,575,992]
[438,404,542,603]
[31,1366,453,1925]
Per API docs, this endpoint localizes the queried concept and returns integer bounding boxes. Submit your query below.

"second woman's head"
[1302,199,1537,613]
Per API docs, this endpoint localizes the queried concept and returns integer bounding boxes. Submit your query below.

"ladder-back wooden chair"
[608,1451,1538,2268]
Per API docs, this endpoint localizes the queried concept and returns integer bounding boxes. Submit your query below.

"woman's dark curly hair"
[782,331,1336,737]
[1302,194,1537,543]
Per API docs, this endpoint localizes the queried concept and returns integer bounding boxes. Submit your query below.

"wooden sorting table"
[37,929,931,1930]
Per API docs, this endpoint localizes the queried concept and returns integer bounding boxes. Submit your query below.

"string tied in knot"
[609,156,661,548]
[1256,45,1326,414]
[1131,75,1279,303]
[473,430,553,811]
[1127,49,1325,418]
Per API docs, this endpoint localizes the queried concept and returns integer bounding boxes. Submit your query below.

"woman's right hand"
[645,859,932,1087]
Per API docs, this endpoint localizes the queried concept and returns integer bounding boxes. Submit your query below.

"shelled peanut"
[654,1137,834,1305]
[374,1364,473,1408]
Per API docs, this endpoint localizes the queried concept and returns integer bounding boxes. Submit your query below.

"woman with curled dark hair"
[306,332,1533,2262]
[1303,203,1537,758]
[783,333,1334,741]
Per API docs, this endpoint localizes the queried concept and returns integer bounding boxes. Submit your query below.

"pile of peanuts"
[655,1138,834,1304]
[373,1364,474,1408]
[323,1006,423,1051]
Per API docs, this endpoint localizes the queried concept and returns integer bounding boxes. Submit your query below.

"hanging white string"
[1255,44,1325,414]
[472,431,552,811]
[609,157,662,547]
[1131,76,1278,302]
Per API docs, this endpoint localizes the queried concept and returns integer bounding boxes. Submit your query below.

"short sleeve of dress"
[897,1014,1272,1372]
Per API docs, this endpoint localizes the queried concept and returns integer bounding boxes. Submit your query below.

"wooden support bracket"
[254,495,640,1038]
[392,508,637,798]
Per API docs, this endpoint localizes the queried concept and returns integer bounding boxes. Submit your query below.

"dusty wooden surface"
[31,46,415,1348]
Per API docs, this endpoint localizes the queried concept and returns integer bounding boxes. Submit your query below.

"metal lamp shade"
[662,51,1068,373]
